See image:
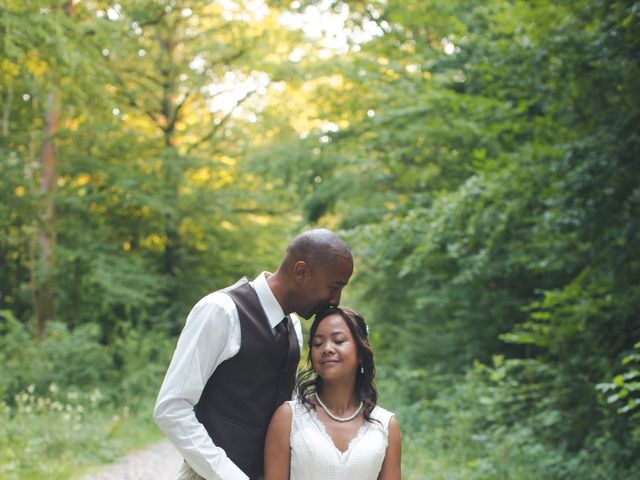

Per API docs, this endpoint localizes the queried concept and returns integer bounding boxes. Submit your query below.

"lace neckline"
[307,404,370,457]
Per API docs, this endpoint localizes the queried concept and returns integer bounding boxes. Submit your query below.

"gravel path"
[80,440,183,480]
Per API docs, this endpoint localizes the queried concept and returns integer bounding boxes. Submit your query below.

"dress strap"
[288,398,312,439]
[370,405,394,434]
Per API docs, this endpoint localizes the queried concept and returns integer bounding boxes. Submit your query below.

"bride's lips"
[320,359,339,366]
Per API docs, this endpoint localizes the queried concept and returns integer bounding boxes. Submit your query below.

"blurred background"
[1,0,639,478]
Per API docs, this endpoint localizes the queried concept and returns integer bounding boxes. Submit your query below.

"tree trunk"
[35,89,60,340]
[33,0,76,340]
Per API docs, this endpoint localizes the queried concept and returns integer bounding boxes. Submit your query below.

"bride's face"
[310,313,359,381]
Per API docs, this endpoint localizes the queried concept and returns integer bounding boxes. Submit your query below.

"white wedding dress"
[287,398,394,480]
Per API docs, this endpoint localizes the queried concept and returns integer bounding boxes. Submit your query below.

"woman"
[264,306,401,479]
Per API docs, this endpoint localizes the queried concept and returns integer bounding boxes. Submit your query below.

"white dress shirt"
[154,272,303,480]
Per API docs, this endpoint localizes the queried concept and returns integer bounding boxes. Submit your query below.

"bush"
[379,359,640,479]
[0,310,172,478]
[0,311,112,402]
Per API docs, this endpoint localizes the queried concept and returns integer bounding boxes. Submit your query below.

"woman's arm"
[264,402,293,480]
[378,416,402,480]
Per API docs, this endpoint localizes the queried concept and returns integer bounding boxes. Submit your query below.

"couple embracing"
[154,229,401,480]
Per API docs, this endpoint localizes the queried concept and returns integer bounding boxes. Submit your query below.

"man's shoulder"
[194,289,236,311]
[183,290,239,331]
[187,289,238,324]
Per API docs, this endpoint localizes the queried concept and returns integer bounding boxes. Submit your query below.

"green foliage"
[260,0,640,477]
[0,0,299,337]
[0,308,175,406]
[105,322,176,407]
[0,310,111,401]
[0,309,172,478]
[0,1,304,476]
[0,385,160,480]
[598,342,640,428]
[383,360,640,480]
[1,0,639,477]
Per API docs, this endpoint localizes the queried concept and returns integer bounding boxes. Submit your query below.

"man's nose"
[330,289,342,306]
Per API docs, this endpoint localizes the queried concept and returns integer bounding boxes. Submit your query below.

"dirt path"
[80,440,183,480]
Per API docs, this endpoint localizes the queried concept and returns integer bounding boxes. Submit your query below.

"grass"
[0,385,164,480]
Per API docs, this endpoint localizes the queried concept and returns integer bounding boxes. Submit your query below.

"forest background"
[1,0,639,478]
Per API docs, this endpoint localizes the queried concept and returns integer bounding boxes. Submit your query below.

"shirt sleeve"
[153,292,249,480]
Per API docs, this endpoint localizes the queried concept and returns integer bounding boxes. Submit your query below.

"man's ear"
[293,260,310,284]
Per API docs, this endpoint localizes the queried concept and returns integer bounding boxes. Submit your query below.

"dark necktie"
[275,316,288,338]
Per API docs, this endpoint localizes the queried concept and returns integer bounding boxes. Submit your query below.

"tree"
[259,0,640,474]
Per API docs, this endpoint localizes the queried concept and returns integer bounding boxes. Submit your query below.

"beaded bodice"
[288,398,394,480]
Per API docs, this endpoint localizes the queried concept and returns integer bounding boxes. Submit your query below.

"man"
[154,229,354,480]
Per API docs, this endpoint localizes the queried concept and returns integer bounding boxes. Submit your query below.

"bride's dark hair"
[296,306,378,423]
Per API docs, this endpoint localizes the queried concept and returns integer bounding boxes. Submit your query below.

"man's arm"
[154,292,248,480]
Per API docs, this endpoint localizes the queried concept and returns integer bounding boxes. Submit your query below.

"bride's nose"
[321,342,335,355]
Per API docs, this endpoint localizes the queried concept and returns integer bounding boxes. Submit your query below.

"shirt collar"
[251,272,286,329]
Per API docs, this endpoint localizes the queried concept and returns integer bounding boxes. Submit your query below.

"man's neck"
[265,271,290,315]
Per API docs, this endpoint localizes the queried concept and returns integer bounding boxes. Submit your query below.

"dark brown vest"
[194,278,300,479]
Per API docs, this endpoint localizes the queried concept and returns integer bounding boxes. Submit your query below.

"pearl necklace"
[315,393,363,422]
